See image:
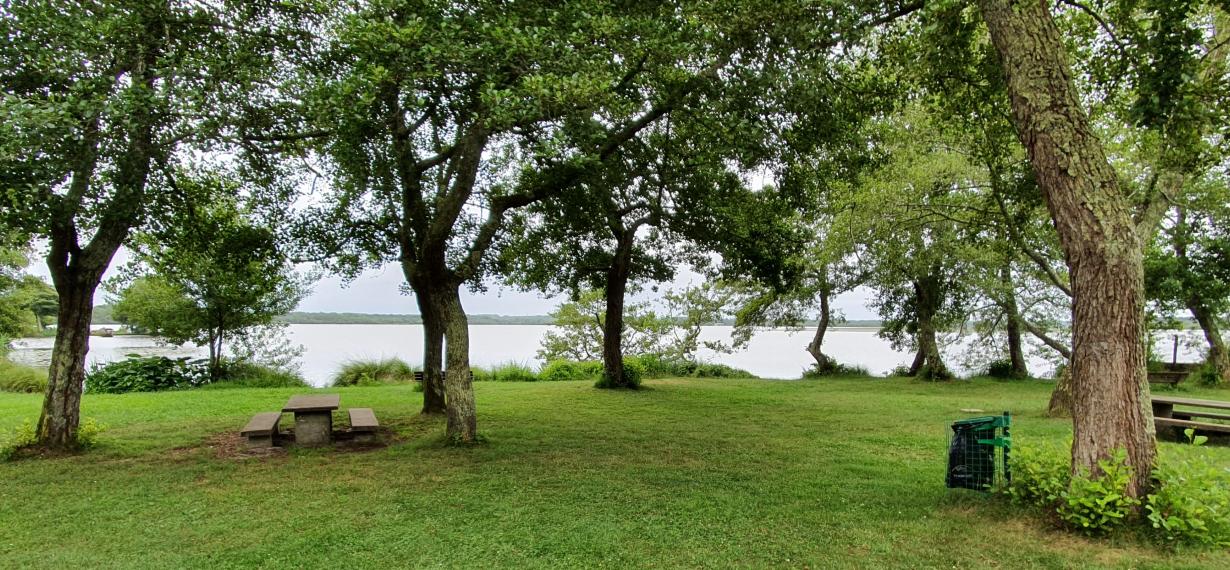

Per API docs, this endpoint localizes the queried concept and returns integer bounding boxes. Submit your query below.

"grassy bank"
[0,378,1228,568]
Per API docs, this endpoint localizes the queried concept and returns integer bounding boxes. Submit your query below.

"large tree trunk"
[36,271,100,449]
[439,287,477,443]
[1002,266,1029,378]
[806,287,835,371]
[1189,301,1230,384]
[411,280,447,415]
[979,0,1156,496]
[911,276,952,380]
[600,229,636,389]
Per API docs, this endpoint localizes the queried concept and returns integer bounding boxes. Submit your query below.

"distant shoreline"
[89,306,888,328]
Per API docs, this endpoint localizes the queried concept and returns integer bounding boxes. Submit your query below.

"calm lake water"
[8,324,1209,387]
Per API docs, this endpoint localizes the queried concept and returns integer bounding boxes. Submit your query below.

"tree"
[0,0,310,448]
[976,0,1159,496]
[1145,176,1230,383]
[112,183,307,380]
[537,284,734,366]
[289,0,839,437]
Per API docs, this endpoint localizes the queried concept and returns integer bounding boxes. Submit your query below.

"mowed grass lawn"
[1,377,1229,569]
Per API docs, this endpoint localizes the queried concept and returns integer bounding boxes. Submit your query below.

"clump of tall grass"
[474,361,539,382]
[0,358,49,394]
[331,358,417,386]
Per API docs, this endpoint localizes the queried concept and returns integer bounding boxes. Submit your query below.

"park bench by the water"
[1152,395,1230,440]
[242,395,379,447]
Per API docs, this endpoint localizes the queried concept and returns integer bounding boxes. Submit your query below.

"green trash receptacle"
[946,412,1011,491]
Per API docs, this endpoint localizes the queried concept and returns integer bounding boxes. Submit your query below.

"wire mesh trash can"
[945,412,1011,491]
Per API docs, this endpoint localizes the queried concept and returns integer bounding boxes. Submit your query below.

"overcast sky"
[26,247,879,319]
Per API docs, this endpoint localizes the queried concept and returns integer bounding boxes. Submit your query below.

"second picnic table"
[1151,395,1230,438]
[283,394,340,446]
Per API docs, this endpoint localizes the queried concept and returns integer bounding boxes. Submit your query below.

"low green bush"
[331,358,416,387]
[1194,362,1224,387]
[1060,449,1139,534]
[986,359,1023,379]
[204,361,308,389]
[595,358,642,389]
[1006,444,1137,534]
[1005,443,1230,546]
[487,362,539,382]
[85,356,210,394]
[1146,452,1230,548]
[0,358,48,393]
[801,361,871,379]
[0,419,36,461]
[540,359,602,382]
[0,417,103,460]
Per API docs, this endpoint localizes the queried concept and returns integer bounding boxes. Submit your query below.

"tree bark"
[1002,266,1029,378]
[411,277,447,415]
[439,287,477,443]
[979,0,1156,496]
[806,287,835,371]
[600,228,636,388]
[37,270,100,449]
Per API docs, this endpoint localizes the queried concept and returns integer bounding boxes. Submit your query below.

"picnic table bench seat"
[241,412,281,448]
[1152,396,1230,441]
[1147,370,1189,386]
[349,408,379,442]
[1154,416,1230,436]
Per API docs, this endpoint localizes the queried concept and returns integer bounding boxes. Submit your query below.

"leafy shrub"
[1007,444,1140,536]
[1146,453,1230,547]
[488,362,539,382]
[0,358,48,393]
[76,417,106,449]
[801,361,871,379]
[0,419,36,461]
[203,361,308,389]
[0,417,106,460]
[596,359,643,389]
[1194,362,1224,387]
[986,359,1022,379]
[1005,442,1070,508]
[85,355,210,394]
[627,354,675,378]
[331,358,416,387]
[540,359,602,382]
[1059,449,1139,534]
[689,362,754,378]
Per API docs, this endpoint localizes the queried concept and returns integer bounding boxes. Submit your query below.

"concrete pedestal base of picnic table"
[283,394,341,447]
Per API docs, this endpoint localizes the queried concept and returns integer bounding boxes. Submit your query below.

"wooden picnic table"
[1151,395,1230,439]
[283,394,340,446]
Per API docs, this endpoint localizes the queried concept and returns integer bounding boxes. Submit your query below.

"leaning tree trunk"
[600,229,636,389]
[412,280,447,415]
[979,0,1156,496]
[439,287,477,443]
[806,287,835,371]
[1189,301,1230,384]
[1002,266,1029,378]
[37,272,100,449]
